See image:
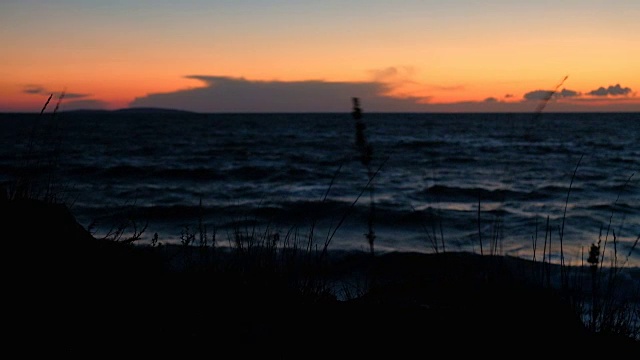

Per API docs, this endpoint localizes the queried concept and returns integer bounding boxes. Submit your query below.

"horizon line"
[3,107,640,115]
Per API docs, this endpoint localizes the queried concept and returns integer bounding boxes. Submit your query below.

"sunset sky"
[2,0,639,112]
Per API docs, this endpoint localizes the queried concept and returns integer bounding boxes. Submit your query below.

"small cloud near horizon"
[63,92,91,99]
[368,66,418,84]
[22,85,90,99]
[557,88,580,98]
[523,90,555,101]
[587,84,632,96]
[520,83,634,104]
[23,85,46,94]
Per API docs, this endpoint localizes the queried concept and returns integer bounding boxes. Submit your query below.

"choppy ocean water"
[1,111,639,267]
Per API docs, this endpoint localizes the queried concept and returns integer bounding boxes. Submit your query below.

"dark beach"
[4,197,638,356]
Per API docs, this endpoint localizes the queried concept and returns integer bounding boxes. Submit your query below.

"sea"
[1,110,639,268]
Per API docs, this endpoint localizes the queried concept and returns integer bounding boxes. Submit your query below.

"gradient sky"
[2,0,639,112]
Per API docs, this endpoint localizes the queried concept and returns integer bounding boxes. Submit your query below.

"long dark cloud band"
[124,76,637,112]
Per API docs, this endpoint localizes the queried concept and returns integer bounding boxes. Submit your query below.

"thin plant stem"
[477,196,484,256]
[560,154,583,289]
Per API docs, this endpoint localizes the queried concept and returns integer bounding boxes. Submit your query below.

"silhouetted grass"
[352,97,377,255]
[526,164,639,341]
[9,91,70,203]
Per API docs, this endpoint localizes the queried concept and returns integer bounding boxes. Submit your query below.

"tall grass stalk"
[600,173,634,275]
[559,154,583,289]
[320,155,389,259]
[413,204,445,254]
[43,91,66,203]
[352,97,376,255]
[15,92,67,202]
[531,75,569,122]
[544,215,552,287]
[24,93,52,164]
[477,197,484,256]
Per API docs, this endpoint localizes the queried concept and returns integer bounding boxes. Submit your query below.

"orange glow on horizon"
[3,74,640,113]
[2,1,639,113]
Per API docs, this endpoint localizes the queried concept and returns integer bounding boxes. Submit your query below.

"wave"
[415,185,532,202]
[395,140,450,150]
[585,202,640,215]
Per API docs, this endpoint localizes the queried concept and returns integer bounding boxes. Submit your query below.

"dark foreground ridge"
[3,198,638,356]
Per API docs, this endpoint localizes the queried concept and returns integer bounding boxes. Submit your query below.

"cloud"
[522,88,580,101]
[523,90,554,101]
[367,66,421,99]
[587,84,632,96]
[63,92,91,99]
[128,75,640,113]
[504,94,514,98]
[22,85,89,99]
[368,66,417,83]
[130,75,431,112]
[23,85,46,94]
[557,88,580,98]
